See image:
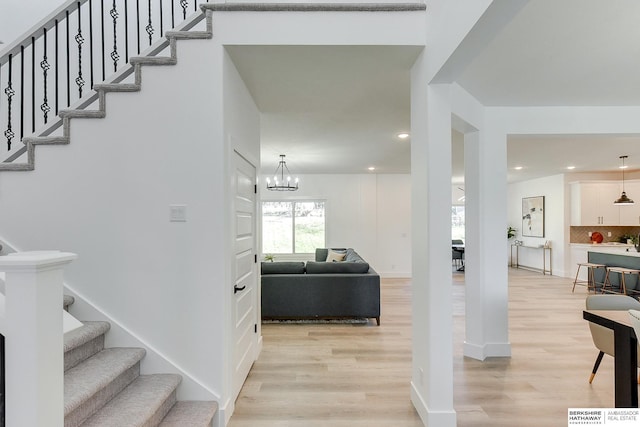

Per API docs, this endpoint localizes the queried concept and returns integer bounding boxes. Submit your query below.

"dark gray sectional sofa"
[261,248,381,325]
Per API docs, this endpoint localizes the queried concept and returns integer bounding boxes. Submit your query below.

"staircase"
[1,3,214,171]
[63,296,217,426]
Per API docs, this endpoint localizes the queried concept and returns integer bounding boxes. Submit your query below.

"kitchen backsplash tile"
[570,226,640,243]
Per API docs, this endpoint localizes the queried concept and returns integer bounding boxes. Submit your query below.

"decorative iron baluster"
[171,0,175,28]
[55,19,59,114]
[100,0,105,80]
[89,0,95,88]
[159,0,163,39]
[110,0,119,71]
[66,10,71,106]
[146,0,154,46]
[75,2,86,98]
[136,0,141,54]
[124,0,129,63]
[31,37,36,133]
[41,28,51,124]
[180,0,188,20]
[20,46,24,140]
[4,55,15,150]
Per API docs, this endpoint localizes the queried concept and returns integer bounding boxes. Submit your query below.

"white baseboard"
[463,341,511,361]
[410,382,457,427]
[218,396,233,427]
[379,271,411,278]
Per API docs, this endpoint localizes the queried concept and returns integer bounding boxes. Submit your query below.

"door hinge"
[254,324,257,333]
[254,184,257,194]
[254,254,257,263]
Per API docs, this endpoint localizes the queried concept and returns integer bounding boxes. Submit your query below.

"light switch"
[607,232,612,237]
[169,205,187,222]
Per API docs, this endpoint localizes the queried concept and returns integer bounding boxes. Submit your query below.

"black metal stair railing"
[0,0,207,164]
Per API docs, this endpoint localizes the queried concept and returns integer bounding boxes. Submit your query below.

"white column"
[463,126,511,360]
[410,50,456,427]
[0,251,77,427]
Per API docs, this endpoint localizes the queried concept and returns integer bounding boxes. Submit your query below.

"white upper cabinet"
[571,181,622,226]
[618,181,640,225]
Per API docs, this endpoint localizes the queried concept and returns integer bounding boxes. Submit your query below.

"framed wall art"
[522,196,545,238]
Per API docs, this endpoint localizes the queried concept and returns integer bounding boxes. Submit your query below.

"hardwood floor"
[228,268,629,427]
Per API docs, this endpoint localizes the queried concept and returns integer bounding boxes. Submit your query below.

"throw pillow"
[326,250,346,262]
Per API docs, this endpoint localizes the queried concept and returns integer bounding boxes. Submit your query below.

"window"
[262,201,326,254]
[452,205,465,241]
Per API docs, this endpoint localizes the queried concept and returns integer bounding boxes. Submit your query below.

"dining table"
[583,309,638,408]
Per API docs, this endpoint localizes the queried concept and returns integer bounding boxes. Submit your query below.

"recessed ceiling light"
[514,166,523,170]
[368,167,375,171]
[397,133,410,139]
[567,166,576,170]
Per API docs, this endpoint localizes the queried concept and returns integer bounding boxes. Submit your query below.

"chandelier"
[614,155,634,205]
[266,154,299,191]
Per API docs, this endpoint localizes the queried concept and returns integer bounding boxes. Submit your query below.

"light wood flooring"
[228,268,633,427]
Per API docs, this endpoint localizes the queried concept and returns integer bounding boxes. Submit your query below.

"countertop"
[570,243,634,248]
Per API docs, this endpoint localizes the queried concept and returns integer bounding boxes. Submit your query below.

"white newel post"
[0,251,77,427]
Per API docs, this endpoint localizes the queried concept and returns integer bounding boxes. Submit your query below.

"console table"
[510,244,552,275]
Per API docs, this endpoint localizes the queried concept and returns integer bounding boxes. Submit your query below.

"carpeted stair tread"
[59,110,106,119]
[165,30,212,40]
[93,83,141,92]
[64,321,110,353]
[65,347,146,417]
[129,56,177,66]
[64,321,111,371]
[23,136,70,145]
[159,401,218,427]
[79,374,181,427]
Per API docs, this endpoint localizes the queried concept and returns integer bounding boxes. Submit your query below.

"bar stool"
[572,262,606,293]
[602,266,640,295]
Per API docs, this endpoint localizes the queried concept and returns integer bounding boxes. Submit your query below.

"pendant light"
[266,154,299,191]
[614,155,634,205]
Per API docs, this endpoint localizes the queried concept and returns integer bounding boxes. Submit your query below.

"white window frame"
[261,199,326,255]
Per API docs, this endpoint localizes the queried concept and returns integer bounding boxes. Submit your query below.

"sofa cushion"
[326,250,347,262]
[261,262,305,275]
[315,248,347,262]
[345,248,366,263]
[306,261,370,274]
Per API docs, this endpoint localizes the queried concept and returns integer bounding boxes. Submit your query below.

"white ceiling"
[226,45,420,175]
[227,0,640,182]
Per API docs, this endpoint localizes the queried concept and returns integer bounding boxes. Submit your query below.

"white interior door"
[231,151,258,400]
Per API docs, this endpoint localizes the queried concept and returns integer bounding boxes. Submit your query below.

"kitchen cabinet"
[617,181,640,225]
[571,182,621,226]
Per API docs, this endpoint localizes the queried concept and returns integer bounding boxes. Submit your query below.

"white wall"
[260,174,411,277]
[0,35,259,423]
[508,174,566,277]
[0,0,64,43]
[222,48,261,421]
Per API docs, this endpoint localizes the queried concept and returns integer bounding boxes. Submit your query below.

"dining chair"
[451,240,464,268]
[452,249,463,267]
[585,295,640,384]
